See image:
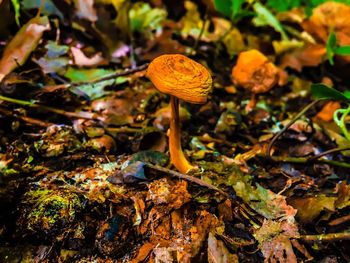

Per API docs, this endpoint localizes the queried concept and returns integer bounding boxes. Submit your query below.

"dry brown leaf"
[279,43,326,72]
[147,179,191,209]
[0,16,50,82]
[130,242,155,263]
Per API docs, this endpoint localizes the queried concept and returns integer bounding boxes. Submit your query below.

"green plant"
[311,83,350,141]
[213,0,248,21]
[213,1,288,40]
[326,31,350,65]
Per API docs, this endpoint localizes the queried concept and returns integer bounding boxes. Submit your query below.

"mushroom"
[232,49,278,111]
[146,54,212,173]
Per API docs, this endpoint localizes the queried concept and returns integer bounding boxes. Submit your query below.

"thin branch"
[308,146,350,161]
[145,163,229,199]
[267,155,350,169]
[70,63,148,87]
[299,232,350,242]
[329,214,350,226]
[0,107,54,127]
[0,95,102,120]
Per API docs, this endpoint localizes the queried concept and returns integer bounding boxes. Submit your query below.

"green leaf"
[129,2,167,32]
[213,0,233,18]
[252,2,288,41]
[311,83,350,104]
[64,68,128,100]
[231,0,244,20]
[326,31,337,65]
[335,45,350,56]
[267,0,301,12]
[11,0,20,26]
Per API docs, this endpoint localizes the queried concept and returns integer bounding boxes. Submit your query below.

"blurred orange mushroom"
[232,49,278,111]
[146,54,212,173]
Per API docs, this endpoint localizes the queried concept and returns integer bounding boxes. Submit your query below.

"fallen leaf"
[70,47,107,67]
[335,181,350,209]
[279,43,326,72]
[288,195,336,224]
[0,15,50,82]
[255,219,298,263]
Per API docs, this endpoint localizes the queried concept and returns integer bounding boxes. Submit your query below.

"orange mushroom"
[146,54,212,173]
[232,49,278,111]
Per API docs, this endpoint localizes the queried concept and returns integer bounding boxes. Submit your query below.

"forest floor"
[0,0,350,262]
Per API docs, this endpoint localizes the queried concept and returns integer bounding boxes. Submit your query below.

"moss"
[19,189,82,234]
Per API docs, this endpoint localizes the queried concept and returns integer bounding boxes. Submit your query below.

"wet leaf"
[0,15,50,82]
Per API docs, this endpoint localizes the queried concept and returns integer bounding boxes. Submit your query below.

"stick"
[145,163,229,198]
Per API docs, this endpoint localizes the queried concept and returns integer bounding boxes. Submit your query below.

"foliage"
[252,2,288,41]
[311,83,350,141]
[326,31,350,65]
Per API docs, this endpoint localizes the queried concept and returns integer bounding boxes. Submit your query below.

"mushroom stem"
[169,96,194,173]
[245,94,257,112]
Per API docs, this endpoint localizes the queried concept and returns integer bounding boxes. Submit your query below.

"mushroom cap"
[146,54,212,104]
[232,49,278,94]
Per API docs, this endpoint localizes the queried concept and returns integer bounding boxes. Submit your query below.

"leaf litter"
[0,0,350,262]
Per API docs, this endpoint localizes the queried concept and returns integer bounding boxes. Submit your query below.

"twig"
[299,232,350,242]
[0,94,102,120]
[267,155,350,169]
[0,107,54,127]
[145,163,229,198]
[308,146,350,161]
[329,214,350,226]
[70,63,148,87]
[106,126,145,134]
[193,6,209,51]
[267,99,325,159]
